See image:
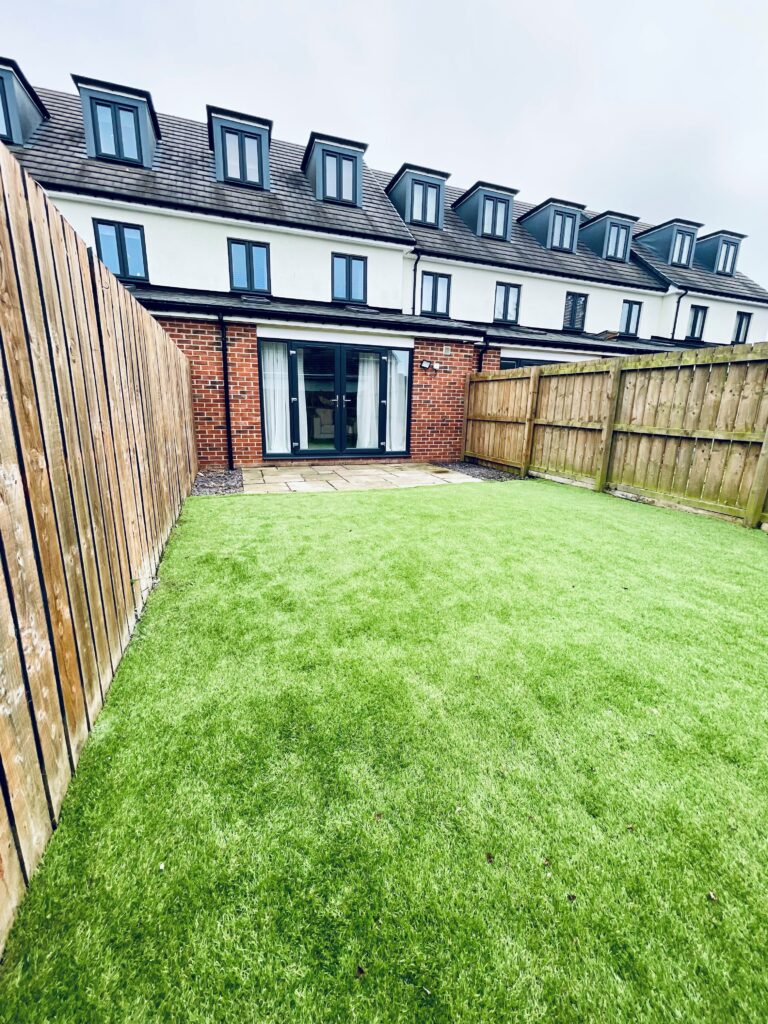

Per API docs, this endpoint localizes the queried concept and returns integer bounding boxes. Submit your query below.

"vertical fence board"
[0,144,196,952]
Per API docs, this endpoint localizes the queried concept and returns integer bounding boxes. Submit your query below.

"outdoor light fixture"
[420,359,432,369]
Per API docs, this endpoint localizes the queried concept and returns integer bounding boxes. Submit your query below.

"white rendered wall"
[51,195,409,310]
[671,293,768,345]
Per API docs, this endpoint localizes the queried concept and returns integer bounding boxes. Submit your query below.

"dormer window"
[671,229,695,267]
[92,98,141,163]
[208,108,272,190]
[412,180,440,226]
[323,151,356,204]
[0,80,10,142]
[385,164,449,229]
[223,128,263,185]
[717,240,738,275]
[302,133,366,208]
[606,222,630,261]
[482,196,510,238]
[551,210,577,251]
[74,76,160,169]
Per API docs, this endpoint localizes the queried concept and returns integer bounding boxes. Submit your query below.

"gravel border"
[192,470,244,496]
[434,461,518,482]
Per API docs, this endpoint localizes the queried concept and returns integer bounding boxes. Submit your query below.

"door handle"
[330,396,340,405]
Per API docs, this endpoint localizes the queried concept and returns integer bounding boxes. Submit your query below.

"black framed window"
[0,79,11,143]
[717,240,738,275]
[482,196,509,238]
[551,210,577,251]
[494,283,520,323]
[228,240,270,293]
[331,253,366,303]
[94,220,148,281]
[500,357,550,370]
[91,98,141,163]
[686,304,708,340]
[733,311,752,344]
[606,222,630,260]
[563,291,588,331]
[411,181,440,226]
[323,151,356,203]
[222,127,262,186]
[619,300,642,336]
[671,230,694,267]
[421,272,450,316]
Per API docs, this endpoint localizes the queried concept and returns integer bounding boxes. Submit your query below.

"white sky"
[6,0,768,284]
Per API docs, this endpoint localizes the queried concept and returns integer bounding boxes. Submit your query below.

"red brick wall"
[158,317,481,467]
[158,317,228,469]
[226,324,262,467]
[479,347,501,372]
[410,339,476,461]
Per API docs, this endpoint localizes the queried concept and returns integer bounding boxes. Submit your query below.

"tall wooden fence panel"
[0,144,196,949]
[465,343,768,528]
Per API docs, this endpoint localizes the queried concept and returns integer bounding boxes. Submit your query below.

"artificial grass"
[1,480,767,1023]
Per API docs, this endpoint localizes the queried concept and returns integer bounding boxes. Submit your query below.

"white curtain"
[296,348,308,449]
[386,351,408,451]
[262,342,291,454]
[356,352,379,448]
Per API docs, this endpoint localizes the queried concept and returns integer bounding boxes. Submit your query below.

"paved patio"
[241,462,480,493]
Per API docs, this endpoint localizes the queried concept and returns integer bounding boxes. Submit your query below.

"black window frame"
[733,311,752,344]
[500,357,551,371]
[420,271,451,317]
[93,219,149,282]
[686,304,708,341]
[322,151,357,205]
[563,291,588,331]
[717,240,738,276]
[90,97,143,165]
[619,299,642,337]
[411,180,441,227]
[331,253,367,304]
[0,78,11,143]
[221,126,264,188]
[494,282,521,324]
[481,196,510,239]
[671,229,695,267]
[551,210,578,251]
[606,221,630,261]
[227,239,271,294]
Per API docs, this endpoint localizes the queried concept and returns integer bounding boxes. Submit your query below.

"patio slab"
[241,462,481,494]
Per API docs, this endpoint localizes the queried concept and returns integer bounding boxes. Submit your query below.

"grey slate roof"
[631,234,768,304]
[10,89,414,245]
[131,285,693,356]
[9,86,768,305]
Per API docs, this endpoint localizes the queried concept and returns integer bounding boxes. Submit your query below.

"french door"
[260,340,410,458]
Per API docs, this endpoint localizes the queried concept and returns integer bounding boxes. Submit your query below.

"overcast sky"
[6,0,768,282]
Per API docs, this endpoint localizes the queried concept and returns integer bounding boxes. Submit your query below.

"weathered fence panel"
[0,144,196,950]
[465,343,768,528]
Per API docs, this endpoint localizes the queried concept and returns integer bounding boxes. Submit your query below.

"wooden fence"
[464,343,768,528]
[0,144,196,949]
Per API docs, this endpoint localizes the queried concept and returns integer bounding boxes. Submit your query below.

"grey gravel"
[434,461,518,482]
[192,470,243,496]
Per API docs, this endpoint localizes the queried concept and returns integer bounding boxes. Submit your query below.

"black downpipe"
[671,288,689,341]
[218,316,234,471]
[476,337,491,372]
[411,252,421,315]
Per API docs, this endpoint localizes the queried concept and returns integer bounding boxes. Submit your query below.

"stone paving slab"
[241,462,481,494]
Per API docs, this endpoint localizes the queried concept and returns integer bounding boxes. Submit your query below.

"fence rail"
[465,343,768,528]
[0,144,196,949]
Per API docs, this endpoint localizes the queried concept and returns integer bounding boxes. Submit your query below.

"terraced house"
[3,55,767,468]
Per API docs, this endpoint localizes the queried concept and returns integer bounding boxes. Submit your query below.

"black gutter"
[218,316,234,471]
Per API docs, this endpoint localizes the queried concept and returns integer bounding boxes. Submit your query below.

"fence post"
[594,362,622,492]
[461,373,472,458]
[744,434,768,528]
[520,367,541,479]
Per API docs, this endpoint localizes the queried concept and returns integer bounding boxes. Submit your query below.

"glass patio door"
[261,340,411,458]
[294,345,338,453]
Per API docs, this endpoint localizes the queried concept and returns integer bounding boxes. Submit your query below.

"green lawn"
[2,480,767,1023]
